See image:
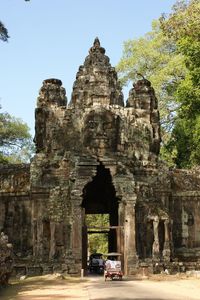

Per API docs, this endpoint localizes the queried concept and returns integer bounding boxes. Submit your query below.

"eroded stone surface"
[0,232,13,287]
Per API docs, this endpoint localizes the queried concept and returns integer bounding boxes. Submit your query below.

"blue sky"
[0,0,176,136]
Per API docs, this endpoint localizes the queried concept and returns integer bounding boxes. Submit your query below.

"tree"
[117,1,200,168]
[0,107,34,163]
[0,21,9,42]
[86,214,109,255]
[160,0,200,167]
[116,20,187,138]
[0,1,30,42]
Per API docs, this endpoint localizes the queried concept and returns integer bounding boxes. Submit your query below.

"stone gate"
[1,38,200,276]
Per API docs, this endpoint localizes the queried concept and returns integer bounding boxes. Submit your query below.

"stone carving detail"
[126,78,161,156]
[37,78,67,107]
[70,37,124,108]
[48,186,71,222]
[0,232,13,287]
[34,79,67,153]
[83,108,120,156]
[0,164,30,192]
[152,216,160,259]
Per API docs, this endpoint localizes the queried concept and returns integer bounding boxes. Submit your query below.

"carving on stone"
[70,38,124,108]
[181,206,194,248]
[83,109,120,155]
[152,216,160,259]
[37,79,67,107]
[48,186,71,222]
[0,164,30,193]
[172,169,200,192]
[0,232,13,286]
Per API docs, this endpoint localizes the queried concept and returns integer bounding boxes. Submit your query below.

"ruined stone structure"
[0,232,13,286]
[1,38,200,276]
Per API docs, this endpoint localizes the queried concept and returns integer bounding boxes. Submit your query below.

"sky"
[0,0,176,136]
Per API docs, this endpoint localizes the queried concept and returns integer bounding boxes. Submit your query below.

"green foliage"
[0,108,34,163]
[0,21,9,42]
[117,0,200,168]
[1,1,30,42]
[116,20,187,136]
[160,0,200,167]
[86,214,109,255]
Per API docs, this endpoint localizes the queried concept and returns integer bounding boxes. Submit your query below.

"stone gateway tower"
[1,38,200,276]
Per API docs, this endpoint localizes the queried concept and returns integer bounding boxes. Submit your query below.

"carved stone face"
[83,110,119,154]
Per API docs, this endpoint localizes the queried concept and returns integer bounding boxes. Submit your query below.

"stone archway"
[69,159,138,275]
[81,162,121,270]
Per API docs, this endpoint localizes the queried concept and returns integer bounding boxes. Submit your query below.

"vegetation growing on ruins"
[117,0,200,168]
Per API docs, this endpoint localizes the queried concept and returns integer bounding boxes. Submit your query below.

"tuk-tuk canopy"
[106,252,122,257]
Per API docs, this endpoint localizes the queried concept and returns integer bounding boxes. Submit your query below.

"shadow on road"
[0,275,87,300]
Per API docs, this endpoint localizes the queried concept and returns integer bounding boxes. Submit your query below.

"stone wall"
[0,232,13,286]
[0,164,31,258]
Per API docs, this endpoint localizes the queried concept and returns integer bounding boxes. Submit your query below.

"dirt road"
[87,275,200,299]
[0,275,89,300]
[1,274,200,300]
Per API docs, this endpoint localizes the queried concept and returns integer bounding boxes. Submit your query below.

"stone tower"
[31,38,164,275]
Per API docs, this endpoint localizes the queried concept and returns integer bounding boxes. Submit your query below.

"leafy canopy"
[117,0,200,168]
[0,0,30,42]
[160,0,200,167]
[86,214,109,255]
[116,20,187,135]
[0,107,34,163]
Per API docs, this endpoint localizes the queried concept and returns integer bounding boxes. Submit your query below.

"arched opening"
[81,162,120,272]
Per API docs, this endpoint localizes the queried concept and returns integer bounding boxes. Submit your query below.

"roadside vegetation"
[117,0,200,168]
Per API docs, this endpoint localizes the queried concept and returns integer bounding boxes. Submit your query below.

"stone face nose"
[96,121,104,136]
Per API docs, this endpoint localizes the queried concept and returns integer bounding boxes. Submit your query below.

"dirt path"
[1,274,200,300]
[87,274,200,300]
[0,275,89,300]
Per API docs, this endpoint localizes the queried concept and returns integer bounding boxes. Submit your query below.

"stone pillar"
[71,200,82,275]
[117,201,124,253]
[124,198,138,275]
[117,200,124,270]
[152,216,160,260]
[32,219,37,257]
[169,219,174,257]
[0,202,5,231]
[49,221,56,260]
[37,217,43,259]
[162,219,171,261]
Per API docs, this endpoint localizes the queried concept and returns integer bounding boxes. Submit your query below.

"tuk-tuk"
[104,252,123,281]
[88,253,104,274]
